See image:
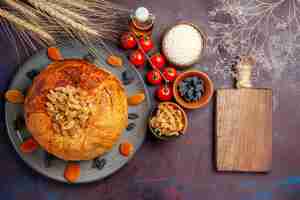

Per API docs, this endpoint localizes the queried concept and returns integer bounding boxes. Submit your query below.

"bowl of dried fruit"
[173,70,214,109]
[149,102,188,140]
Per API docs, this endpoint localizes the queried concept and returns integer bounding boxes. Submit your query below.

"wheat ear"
[0,8,55,44]
[3,0,40,21]
[46,1,89,23]
[95,0,132,12]
[50,0,95,12]
[26,0,99,36]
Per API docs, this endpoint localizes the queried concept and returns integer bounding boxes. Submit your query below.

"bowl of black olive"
[173,70,214,109]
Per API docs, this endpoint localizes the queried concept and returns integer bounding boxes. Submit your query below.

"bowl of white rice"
[162,22,207,68]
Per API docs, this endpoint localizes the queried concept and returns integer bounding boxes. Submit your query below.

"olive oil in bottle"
[129,7,155,37]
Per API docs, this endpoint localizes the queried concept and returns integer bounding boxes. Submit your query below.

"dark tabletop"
[1,0,300,200]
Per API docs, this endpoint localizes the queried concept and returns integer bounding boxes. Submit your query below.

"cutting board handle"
[235,56,256,89]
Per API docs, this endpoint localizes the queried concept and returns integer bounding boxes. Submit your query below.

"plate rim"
[4,43,151,184]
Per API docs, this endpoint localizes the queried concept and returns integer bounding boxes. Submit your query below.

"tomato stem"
[131,33,169,84]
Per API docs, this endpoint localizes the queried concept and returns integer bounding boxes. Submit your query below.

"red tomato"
[163,67,177,82]
[130,50,145,67]
[155,84,173,101]
[150,53,166,69]
[121,32,136,49]
[139,36,154,53]
[146,70,162,85]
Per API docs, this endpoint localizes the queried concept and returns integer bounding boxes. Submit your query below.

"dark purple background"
[1,0,300,199]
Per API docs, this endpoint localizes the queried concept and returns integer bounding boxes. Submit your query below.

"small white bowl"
[162,22,207,68]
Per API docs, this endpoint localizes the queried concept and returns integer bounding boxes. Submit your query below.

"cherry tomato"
[150,53,166,69]
[121,32,136,49]
[139,36,154,53]
[130,50,145,67]
[155,84,173,101]
[163,67,177,82]
[146,70,162,85]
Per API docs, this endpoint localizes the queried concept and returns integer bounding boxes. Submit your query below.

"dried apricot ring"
[107,55,123,67]
[47,47,63,61]
[64,162,81,183]
[119,142,134,157]
[20,138,39,153]
[127,92,145,105]
[5,89,24,104]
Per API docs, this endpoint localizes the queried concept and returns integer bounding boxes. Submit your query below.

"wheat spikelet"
[26,0,129,42]
[3,0,40,21]
[26,0,99,36]
[1,0,131,63]
[3,0,51,38]
[49,0,95,12]
[0,10,53,62]
[46,1,89,23]
[0,8,55,44]
[0,19,22,62]
[95,0,132,12]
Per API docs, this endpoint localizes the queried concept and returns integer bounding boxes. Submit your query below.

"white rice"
[162,24,203,66]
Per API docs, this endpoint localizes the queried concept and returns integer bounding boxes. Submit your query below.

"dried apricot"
[5,89,24,104]
[64,163,81,183]
[127,93,145,105]
[47,47,63,61]
[20,138,39,153]
[119,142,134,157]
[106,55,123,67]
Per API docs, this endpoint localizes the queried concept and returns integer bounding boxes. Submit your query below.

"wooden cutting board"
[215,56,272,172]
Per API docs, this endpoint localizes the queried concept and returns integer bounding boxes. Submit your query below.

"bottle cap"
[135,7,150,23]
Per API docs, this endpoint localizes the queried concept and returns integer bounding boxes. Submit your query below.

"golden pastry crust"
[24,59,128,160]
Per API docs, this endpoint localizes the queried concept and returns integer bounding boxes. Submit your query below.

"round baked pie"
[24,59,128,161]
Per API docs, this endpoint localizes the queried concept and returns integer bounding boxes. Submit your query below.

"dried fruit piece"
[123,79,134,85]
[107,55,123,67]
[44,152,55,168]
[26,69,40,80]
[5,89,24,104]
[128,113,139,120]
[126,123,136,131]
[13,115,25,131]
[47,47,63,61]
[122,70,135,85]
[20,138,39,153]
[64,163,80,183]
[127,93,145,105]
[93,158,106,170]
[119,142,134,157]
